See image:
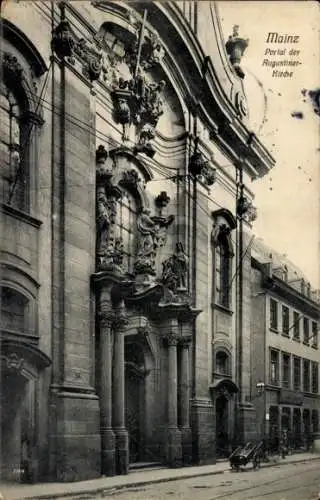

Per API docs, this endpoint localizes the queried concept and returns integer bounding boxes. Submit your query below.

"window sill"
[303,341,310,347]
[270,327,279,334]
[282,332,290,338]
[293,337,301,343]
[212,302,233,316]
[1,203,42,228]
[311,344,318,350]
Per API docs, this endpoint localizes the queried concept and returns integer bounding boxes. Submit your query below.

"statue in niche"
[134,208,157,274]
[96,186,110,258]
[161,242,188,292]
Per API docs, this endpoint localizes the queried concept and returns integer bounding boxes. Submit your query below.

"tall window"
[215,351,230,376]
[312,362,318,394]
[303,359,310,392]
[1,286,28,332]
[293,357,301,391]
[0,81,24,207]
[293,311,300,340]
[282,305,289,335]
[312,322,318,348]
[303,317,309,344]
[282,353,290,388]
[116,190,137,273]
[270,349,279,385]
[270,299,278,331]
[215,230,232,308]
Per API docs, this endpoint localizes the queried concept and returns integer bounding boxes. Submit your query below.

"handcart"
[229,441,264,471]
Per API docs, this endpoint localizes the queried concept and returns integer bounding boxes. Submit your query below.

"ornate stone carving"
[3,53,23,83]
[236,195,257,222]
[152,214,175,248]
[124,31,165,74]
[112,301,128,331]
[51,21,103,81]
[4,353,24,372]
[73,38,103,81]
[225,25,249,79]
[160,242,188,293]
[155,191,170,215]
[134,79,166,158]
[134,208,158,275]
[134,209,174,276]
[189,138,216,186]
[96,145,111,183]
[96,185,110,259]
[51,20,75,59]
[211,223,231,246]
[112,72,166,156]
[119,169,141,190]
[112,87,132,141]
[235,91,248,118]
[95,147,124,271]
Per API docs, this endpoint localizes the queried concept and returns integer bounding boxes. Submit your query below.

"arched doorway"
[211,378,238,458]
[1,368,29,482]
[216,394,229,457]
[0,341,51,483]
[125,341,146,464]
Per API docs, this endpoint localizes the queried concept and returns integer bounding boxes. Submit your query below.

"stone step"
[129,461,166,472]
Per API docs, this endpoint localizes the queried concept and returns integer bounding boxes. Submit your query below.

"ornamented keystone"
[119,169,141,190]
[3,53,23,83]
[5,353,24,372]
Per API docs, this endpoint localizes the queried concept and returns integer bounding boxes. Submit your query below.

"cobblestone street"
[85,461,320,500]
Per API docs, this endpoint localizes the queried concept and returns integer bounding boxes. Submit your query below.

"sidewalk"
[1,452,319,500]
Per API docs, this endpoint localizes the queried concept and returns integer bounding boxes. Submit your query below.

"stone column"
[180,338,192,463]
[99,309,116,476]
[166,336,182,467]
[112,301,129,475]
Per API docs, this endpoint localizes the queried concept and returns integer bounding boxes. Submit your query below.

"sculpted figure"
[161,242,188,292]
[96,186,110,257]
[134,208,157,273]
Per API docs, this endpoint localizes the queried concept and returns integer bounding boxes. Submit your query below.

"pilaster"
[165,333,182,467]
[179,337,192,464]
[112,300,129,475]
[99,308,116,476]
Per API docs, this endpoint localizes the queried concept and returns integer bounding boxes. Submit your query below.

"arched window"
[0,78,25,208]
[214,350,231,376]
[211,211,236,310]
[1,286,29,333]
[214,225,233,308]
[116,189,138,273]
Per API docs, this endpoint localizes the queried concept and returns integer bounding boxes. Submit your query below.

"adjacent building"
[251,238,320,452]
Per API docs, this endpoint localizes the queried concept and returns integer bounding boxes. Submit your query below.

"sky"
[218,1,320,288]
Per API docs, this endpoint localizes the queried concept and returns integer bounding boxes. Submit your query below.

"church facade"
[0,1,274,483]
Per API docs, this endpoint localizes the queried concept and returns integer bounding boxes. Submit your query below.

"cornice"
[262,275,320,319]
